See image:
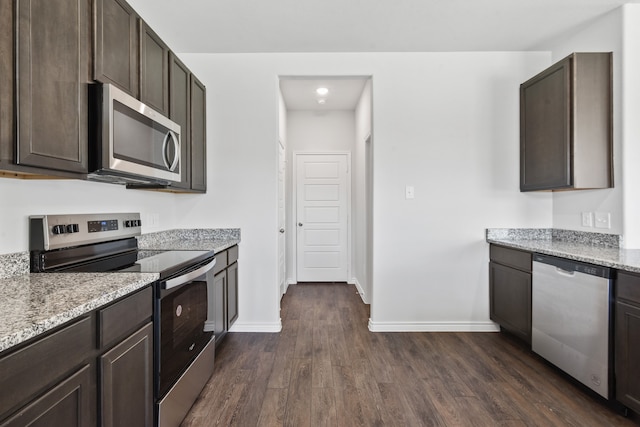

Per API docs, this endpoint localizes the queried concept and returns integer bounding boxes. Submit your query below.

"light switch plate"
[594,212,611,229]
[405,186,415,199]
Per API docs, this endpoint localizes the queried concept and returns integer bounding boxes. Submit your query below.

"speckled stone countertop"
[0,228,239,354]
[137,228,241,252]
[486,228,640,273]
[0,272,158,353]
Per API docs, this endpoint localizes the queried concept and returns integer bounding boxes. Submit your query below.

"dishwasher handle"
[533,253,611,279]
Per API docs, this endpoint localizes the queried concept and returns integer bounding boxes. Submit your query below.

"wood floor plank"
[256,388,288,427]
[311,386,337,427]
[283,358,312,427]
[332,365,370,427]
[181,283,637,427]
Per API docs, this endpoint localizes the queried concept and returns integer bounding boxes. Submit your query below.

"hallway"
[181,283,633,426]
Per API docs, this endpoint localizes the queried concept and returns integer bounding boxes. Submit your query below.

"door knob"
[279,228,285,233]
[298,222,303,227]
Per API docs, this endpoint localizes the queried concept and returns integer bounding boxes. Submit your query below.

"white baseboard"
[350,277,368,304]
[228,320,282,333]
[368,319,500,333]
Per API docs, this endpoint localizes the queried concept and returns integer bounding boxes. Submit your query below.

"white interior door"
[295,153,350,282]
[278,141,287,296]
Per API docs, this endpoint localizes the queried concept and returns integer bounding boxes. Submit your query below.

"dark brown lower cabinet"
[213,245,239,346]
[0,286,153,426]
[213,269,228,344]
[100,322,153,427]
[227,261,239,327]
[489,244,532,344]
[0,364,93,427]
[615,272,640,414]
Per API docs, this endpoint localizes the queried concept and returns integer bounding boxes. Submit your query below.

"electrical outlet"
[581,212,593,227]
[594,212,611,229]
[145,213,160,229]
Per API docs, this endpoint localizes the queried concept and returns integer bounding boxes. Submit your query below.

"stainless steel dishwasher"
[532,253,613,399]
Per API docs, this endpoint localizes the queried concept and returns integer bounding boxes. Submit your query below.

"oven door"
[156,258,215,399]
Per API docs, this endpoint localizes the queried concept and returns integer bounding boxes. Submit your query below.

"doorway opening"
[278,76,373,308]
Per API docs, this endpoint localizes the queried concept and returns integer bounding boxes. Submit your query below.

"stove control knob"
[52,225,66,235]
[135,219,142,227]
[66,224,79,233]
[124,220,132,228]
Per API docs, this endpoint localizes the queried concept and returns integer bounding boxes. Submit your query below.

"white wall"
[0,178,180,254]
[539,8,624,236]
[286,110,356,151]
[278,89,287,148]
[354,80,373,302]
[620,5,640,248]
[180,52,552,331]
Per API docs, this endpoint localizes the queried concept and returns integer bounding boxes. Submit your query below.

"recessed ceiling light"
[316,87,329,96]
[317,99,326,104]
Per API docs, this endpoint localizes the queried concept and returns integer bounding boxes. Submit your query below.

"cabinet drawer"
[228,245,239,264]
[0,316,94,419]
[617,271,640,305]
[490,245,532,272]
[99,287,153,349]
[213,250,227,275]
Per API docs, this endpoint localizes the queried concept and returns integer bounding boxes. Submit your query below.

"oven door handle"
[164,258,217,290]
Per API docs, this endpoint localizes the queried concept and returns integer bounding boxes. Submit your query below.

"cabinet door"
[16,0,90,173]
[100,322,153,427]
[0,365,93,427]
[520,57,571,191]
[190,75,207,192]
[0,0,13,168]
[169,53,191,190]
[227,262,239,328]
[94,0,139,97]
[140,21,169,115]
[213,270,227,344]
[489,261,532,344]
[615,301,640,413]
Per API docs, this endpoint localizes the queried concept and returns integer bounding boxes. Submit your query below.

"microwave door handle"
[162,131,180,172]
[164,258,217,290]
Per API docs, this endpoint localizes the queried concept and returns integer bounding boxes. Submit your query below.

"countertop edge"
[487,238,640,274]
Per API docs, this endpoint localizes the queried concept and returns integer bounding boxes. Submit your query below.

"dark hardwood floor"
[182,283,636,426]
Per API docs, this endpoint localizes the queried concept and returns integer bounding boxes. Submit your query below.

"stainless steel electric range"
[29,213,216,427]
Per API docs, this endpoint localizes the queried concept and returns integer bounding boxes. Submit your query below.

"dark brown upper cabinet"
[520,52,612,192]
[15,0,91,174]
[190,75,207,192]
[94,0,139,97]
[0,1,15,173]
[168,52,191,190]
[140,21,169,115]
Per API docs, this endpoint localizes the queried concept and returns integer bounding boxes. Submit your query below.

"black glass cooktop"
[119,250,214,279]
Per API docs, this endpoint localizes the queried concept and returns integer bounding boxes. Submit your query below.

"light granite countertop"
[137,228,240,253]
[0,228,240,355]
[0,272,158,353]
[486,228,640,273]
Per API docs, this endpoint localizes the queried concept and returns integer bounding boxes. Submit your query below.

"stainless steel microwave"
[88,83,181,186]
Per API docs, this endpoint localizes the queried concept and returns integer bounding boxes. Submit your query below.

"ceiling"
[126,0,639,110]
[279,77,369,111]
[128,0,638,54]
